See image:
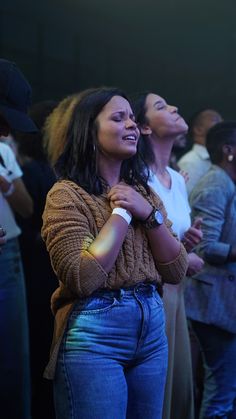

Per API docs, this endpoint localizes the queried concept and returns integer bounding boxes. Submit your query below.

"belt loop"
[150,284,156,294]
[119,289,125,300]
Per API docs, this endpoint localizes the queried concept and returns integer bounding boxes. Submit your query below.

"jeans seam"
[134,293,148,354]
[62,337,75,419]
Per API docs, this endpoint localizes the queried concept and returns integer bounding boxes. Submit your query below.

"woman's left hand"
[108,182,152,220]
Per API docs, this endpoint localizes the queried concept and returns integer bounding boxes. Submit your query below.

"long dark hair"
[55,87,149,195]
[132,92,155,166]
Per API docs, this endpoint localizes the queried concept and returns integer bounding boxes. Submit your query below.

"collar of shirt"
[193,144,210,160]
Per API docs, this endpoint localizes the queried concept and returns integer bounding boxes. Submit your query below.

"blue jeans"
[191,320,236,419]
[0,237,31,419]
[54,283,168,419]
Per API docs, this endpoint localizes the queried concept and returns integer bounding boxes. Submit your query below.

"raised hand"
[182,217,203,252]
[179,169,189,184]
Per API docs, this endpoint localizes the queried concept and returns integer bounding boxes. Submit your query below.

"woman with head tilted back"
[134,92,204,419]
[185,121,236,419]
[42,87,188,419]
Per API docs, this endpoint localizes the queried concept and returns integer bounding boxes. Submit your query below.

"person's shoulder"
[200,165,227,184]
[190,165,234,203]
[179,148,194,159]
[178,148,198,169]
[49,179,81,193]
[167,166,182,180]
[48,179,91,202]
[167,166,186,188]
[207,165,235,192]
[44,181,82,212]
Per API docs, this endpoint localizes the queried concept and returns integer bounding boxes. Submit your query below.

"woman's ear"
[222,144,235,162]
[140,124,152,135]
[222,144,232,157]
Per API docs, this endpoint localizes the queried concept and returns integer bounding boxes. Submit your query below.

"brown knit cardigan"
[42,180,188,379]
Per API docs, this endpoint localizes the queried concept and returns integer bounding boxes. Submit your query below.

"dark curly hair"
[206,121,236,164]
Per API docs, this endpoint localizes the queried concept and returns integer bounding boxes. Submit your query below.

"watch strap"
[141,207,163,230]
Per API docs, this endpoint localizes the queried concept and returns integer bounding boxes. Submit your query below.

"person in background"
[178,108,224,414]
[178,109,223,194]
[185,121,236,419]
[42,87,188,419]
[43,93,77,166]
[169,133,188,172]
[15,100,58,419]
[0,59,37,419]
[134,91,204,419]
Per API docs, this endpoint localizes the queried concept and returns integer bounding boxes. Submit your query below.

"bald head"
[190,109,223,146]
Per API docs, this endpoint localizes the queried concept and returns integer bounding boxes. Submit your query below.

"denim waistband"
[91,282,162,299]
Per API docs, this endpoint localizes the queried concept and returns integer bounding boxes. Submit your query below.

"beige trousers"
[162,282,194,419]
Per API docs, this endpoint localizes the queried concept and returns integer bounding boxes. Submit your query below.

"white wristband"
[3,183,15,197]
[112,207,132,225]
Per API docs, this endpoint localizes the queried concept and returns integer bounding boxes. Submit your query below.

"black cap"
[0,59,38,132]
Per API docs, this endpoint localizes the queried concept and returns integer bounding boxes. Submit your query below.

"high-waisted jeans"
[54,283,168,419]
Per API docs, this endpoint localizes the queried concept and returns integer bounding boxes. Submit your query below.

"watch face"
[154,210,164,225]
[142,207,164,229]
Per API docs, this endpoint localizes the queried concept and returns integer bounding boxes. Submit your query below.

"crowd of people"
[0,59,236,419]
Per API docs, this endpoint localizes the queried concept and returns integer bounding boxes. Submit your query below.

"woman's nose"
[126,118,137,128]
[168,105,178,113]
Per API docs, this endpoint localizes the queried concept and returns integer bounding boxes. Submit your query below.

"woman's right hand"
[108,182,152,221]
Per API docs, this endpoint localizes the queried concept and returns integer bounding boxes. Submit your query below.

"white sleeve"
[0,143,22,182]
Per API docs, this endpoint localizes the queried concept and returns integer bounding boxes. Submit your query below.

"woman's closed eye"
[112,117,122,122]
[155,102,167,111]
[112,112,136,123]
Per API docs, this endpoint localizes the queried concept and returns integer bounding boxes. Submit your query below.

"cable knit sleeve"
[156,243,188,284]
[42,182,108,297]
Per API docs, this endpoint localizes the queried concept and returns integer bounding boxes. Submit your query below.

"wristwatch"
[142,207,164,229]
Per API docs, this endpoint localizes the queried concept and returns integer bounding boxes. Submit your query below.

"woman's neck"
[98,155,122,188]
[148,135,174,189]
[149,135,174,175]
